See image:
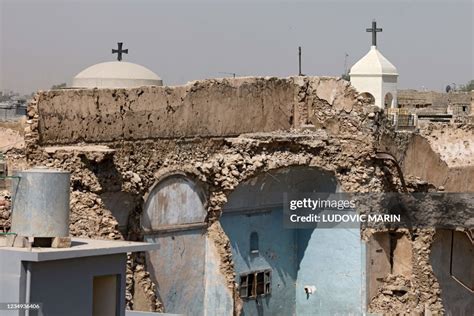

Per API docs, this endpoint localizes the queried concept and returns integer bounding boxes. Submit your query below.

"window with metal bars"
[239,269,271,299]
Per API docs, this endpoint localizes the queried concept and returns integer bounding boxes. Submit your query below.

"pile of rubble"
[369,229,444,315]
[0,190,11,232]
[69,191,122,239]
[126,253,164,312]
[0,126,24,152]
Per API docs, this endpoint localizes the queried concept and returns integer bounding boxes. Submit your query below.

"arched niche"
[360,92,376,105]
[384,92,394,108]
[142,174,207,232]
[220,166,365,315]
[142,174,211,315]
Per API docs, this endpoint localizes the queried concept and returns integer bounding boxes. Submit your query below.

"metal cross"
[366,20,382,47]
[112,42,128,61]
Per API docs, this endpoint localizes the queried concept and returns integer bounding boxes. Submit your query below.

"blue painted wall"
[145,229,207,315]
[220,208,297,316]
[220,167,365,315]
[144,176,214,315]
[204,237,234,316]
[146,168,365,315]
[147,230,236,316]
[296,228,365,315]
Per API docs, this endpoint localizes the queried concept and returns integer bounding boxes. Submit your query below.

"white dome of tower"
[71,42,163,89]
[72,61,163,89]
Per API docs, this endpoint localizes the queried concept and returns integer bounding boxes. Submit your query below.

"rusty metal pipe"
[375,152,408,193]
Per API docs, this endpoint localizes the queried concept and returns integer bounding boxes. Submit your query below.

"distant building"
[0,100,27,121]
[397,89,472,125]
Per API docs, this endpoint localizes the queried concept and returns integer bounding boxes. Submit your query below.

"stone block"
[393,234,413,277]
[51,236,71,248]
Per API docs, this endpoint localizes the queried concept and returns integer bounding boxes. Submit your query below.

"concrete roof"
[350,46,398,76]
[0,237,158,262]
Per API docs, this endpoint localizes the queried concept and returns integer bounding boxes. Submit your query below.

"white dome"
[72,61,163,88]
[349,46,398,76]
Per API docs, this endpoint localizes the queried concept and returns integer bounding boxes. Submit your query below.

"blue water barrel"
[11,167,70,237]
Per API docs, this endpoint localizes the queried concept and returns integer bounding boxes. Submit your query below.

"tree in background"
[459,80,474,91]
[51,83,67,90]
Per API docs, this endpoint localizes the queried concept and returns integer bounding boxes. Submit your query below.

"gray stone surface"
[0,237,158,261]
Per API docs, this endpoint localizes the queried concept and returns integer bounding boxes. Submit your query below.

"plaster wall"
[296,228,366,315]
[382,76,398,108]
[400,133,474,192]
[430,229,473,315]
[221,208,297,316]
[221,167,365,315]
[350,75,397,108]
[0,254,26,316]
[351,76,383,107]
[204,237,234,316]
[145,230,235,316]
[30,254,126,316]
[143,175,211,314]
[145,229,207,315]
[142,176,207,230]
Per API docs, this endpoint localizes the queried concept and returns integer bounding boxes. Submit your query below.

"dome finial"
[112,42,128,61]
[366,20,382,47]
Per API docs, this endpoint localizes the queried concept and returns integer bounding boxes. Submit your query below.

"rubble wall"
[35,77,358,145]
[380,123,474,192]
[2,77,466,315]
[23,76,387,314]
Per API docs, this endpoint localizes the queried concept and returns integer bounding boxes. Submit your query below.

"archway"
[384,92,394,108]
[142,175,209,315]
[220,166,365,315]
[360,92,375,105]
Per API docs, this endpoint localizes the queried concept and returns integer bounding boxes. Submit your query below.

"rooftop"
[0,237,158,261]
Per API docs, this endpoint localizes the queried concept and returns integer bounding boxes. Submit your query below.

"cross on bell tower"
[112,42,128,61]
[366,20,383,47]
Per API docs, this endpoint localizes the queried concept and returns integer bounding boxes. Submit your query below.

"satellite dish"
[445,85,451,93]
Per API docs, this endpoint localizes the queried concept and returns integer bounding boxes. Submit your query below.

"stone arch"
[384,92,394,108]
[220,166,365,315]
[142,173,207,231]
[360,92,376,105]
[142,173,210,315]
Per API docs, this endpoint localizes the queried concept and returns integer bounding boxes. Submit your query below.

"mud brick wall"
[34,77,362,145]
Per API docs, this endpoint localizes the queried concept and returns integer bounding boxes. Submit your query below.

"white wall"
[350,74,397,109]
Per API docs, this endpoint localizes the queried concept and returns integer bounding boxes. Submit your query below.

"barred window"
[239,270,271,299]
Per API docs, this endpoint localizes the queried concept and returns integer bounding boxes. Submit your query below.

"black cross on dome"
[112,42,128,61]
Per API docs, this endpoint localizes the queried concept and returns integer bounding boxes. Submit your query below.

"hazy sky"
[1,0,472,94]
